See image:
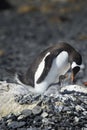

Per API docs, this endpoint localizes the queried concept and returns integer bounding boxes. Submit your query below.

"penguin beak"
[71,67,80,82]
[71,71,75,82]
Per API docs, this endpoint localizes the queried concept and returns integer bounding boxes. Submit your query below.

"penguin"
[7,42,82,94]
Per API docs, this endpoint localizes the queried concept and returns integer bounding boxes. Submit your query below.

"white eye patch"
[71,61,80,69]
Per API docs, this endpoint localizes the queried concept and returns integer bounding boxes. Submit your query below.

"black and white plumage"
[12,42,82,94]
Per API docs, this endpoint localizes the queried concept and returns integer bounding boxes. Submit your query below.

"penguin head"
[71,52,82,82]
[71,62,80,81]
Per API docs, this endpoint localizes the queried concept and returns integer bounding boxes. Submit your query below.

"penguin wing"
[36,53,55,84]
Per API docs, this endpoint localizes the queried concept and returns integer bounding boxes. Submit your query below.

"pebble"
[54,101,64,112]
[63,106,71,112]
[17,128,27,130]
[17,115,27,120]
[75,105,85,112]
[27,127,37,130]
[21,109,32,116]
[42,118,49,125]
[8,121,26,129]
[6,113,17,120]
[32,106,42,115]
[15,94,41,104]
[74,116,79,122]
[41,112,48,118]
[6,119,12,124]
[82,111,87,116]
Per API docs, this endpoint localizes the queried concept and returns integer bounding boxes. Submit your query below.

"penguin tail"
[5,67,17,76]
[5,68,17,75]
[5,67,21,84]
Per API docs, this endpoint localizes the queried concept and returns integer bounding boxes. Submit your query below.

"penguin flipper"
[37,54,54,84]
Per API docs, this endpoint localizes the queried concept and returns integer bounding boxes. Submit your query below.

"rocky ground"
[0,0,87,129]
[0,82,87,130]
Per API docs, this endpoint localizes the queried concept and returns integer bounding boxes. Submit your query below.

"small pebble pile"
[0,91,87,130]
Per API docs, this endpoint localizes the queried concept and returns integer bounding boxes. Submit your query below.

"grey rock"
[21,109,32,116]
[17,115,27,120]
[41,112,48,118]
[42,118,49,125]
[6,119,12,124]
[15,95,23,103]
[27,127,37,130]
[16,93,41,104]
[17,128,27,130]
[18,97,31,104]
[6,113,16,120]
[74,116,79,123]
[82,111,87,116]
[33,116,42,127]
[32,106,42,115]
[63,106,71,111]
[55,104,63,112]
[82,128,87,130]
[8,121,26,129]
[75,105,85,112]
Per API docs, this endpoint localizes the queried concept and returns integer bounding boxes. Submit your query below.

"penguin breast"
[34,51,70,93]
[46,51,70,83]
[55,51,70,75]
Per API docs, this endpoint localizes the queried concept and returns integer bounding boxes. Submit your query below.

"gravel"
[1,92,87,129]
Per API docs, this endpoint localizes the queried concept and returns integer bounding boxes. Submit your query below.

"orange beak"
[71,72,75,82]
[71,67,80,82]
